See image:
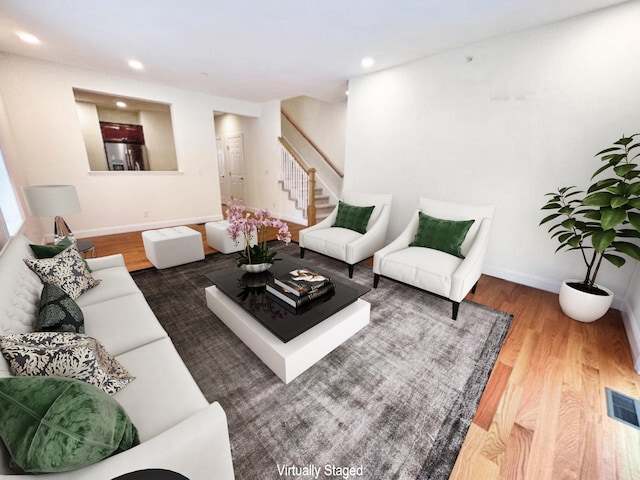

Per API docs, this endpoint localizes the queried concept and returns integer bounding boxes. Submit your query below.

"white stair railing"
[278,138,316,224]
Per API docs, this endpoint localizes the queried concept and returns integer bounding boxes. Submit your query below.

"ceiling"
[0,0,630,104]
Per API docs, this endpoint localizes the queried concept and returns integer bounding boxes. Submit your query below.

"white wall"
[0,54,272,241]
[344,1,640,307]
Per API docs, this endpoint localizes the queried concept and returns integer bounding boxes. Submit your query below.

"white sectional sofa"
[0,235,235,479]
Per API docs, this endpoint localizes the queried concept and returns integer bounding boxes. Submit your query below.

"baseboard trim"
[483,264,624,310]
[43,215,224,243]
[621,299,640,374]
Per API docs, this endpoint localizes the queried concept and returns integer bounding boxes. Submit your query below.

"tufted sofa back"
[0,235,42,337]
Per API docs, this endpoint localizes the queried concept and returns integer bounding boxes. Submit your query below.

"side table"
[76,240,96,258]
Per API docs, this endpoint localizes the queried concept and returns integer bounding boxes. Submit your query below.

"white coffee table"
[205,285,370,384]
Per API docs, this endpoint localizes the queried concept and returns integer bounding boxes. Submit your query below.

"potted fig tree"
[540,133,640,322]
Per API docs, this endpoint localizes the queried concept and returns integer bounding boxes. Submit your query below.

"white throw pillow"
[24,243,100,299]
[0,332,134,395]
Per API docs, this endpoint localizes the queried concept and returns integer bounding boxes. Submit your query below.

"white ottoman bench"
[205,221,256,254]
[142,226,205,269]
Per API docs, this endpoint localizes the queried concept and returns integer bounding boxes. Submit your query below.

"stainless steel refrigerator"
[104,142,149,171]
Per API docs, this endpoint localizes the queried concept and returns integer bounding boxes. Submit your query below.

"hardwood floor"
[83,223,640,479]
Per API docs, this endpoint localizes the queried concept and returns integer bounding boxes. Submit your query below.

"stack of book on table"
[266,268,334,309]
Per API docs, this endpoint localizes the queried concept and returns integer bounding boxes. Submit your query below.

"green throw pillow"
[36,283,85,333]
[0,376,139,473]
[409,212,475,258]
[332,201,375,234]
[29,237,73,258]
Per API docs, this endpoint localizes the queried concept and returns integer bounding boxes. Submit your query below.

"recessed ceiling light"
[116,101,127,108]
[128,59,144,70]
[361,57,375,68]
[17,32,40,45]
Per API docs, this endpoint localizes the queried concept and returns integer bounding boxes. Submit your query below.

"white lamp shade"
[21,185,81,217]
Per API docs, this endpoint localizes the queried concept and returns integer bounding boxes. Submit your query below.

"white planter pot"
[240,262,272,273]
[559,279,614,323]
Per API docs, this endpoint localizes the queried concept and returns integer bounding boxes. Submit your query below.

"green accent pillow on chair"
[332,201,375,234]
[410,212,475,258]
[0,376,139,473]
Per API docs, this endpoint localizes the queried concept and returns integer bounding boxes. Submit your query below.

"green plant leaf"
[567,235,583,248]
[591,163,614,179]
[629,198,640,209]
[617,229,640,238]
[614,164,636,176]
[601,208,626,230]
[612,241,640,260]
[591,229,616,252]
[615,137,634,146]
[595,146,622,156]
[583,192,613,207]
[611,196,629,208]
[587,178,618,193]
[561,218,576,229]
[603,254,626,267]
[539,213,561,225]
[558,206,574,215]
[558,232,573,243]
[582,210,602,220]
[628,212,640,232]
[541,202,562,210]
[606,185,623,195]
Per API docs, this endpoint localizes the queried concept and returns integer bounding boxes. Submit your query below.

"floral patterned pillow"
[0,332,134,395]
[24,243,100,299]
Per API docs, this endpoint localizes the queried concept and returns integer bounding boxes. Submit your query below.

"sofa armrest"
[450,218,493,302]
[85,254,126,272]
[20,402,235,480]
[299,206,339,246]
[373,210,420,274]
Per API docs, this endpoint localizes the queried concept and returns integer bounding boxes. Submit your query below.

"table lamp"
[21,185,81,244]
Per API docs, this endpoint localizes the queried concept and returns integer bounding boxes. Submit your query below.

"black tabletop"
[205,253,370,342]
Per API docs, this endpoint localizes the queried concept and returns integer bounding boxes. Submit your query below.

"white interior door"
[225,133,246,205]
[216,136,231,204]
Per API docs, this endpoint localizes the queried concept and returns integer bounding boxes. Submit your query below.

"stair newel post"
[307,168,317,226]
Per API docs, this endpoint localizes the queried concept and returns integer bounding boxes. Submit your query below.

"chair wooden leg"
[452,301,460,320]
[300,247,305,259]
[348,264,354,278]
[373,274,380,288]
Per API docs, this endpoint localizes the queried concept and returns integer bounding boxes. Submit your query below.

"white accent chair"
[373,197,495,320]
[299,192,393,278]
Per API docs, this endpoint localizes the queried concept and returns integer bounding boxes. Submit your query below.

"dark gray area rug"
[131,243,512,480]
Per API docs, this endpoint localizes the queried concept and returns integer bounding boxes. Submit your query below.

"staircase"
[277,181,335,223]
[279,110,342,225]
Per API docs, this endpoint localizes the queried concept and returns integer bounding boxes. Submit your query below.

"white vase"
[240,263,272,273]
[558,279,613,323]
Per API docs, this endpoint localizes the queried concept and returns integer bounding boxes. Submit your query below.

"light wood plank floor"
[82,223,640,479]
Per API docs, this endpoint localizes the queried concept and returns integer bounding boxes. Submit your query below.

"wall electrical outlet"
[143,210,149,218]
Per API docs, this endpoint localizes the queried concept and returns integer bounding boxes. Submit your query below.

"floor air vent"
[606,388,640,430]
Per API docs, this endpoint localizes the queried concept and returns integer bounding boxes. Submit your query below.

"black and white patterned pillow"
[0,332,134,395]
[36,283,85,333]
[24,243,100,299]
